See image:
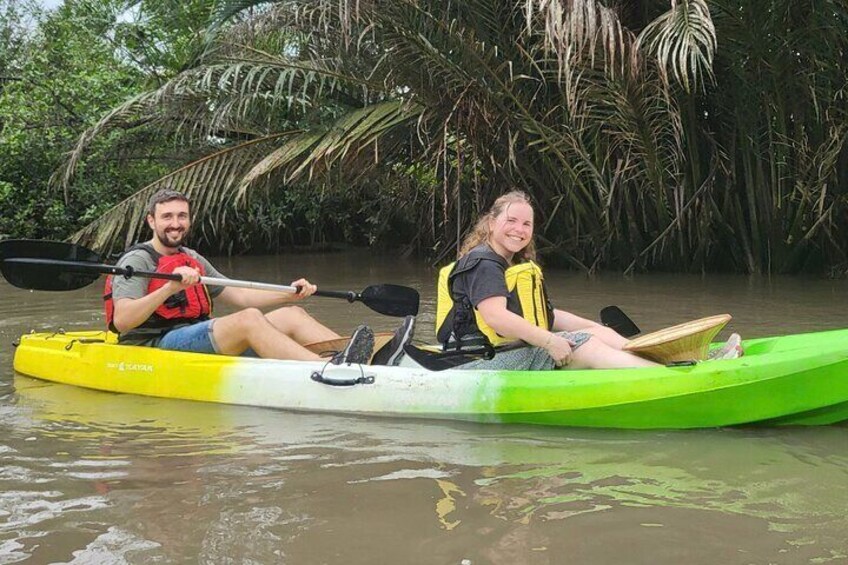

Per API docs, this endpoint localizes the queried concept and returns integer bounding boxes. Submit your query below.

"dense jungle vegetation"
[1,0,846,274]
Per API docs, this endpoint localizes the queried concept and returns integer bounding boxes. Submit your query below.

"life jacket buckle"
[441,333,496,360]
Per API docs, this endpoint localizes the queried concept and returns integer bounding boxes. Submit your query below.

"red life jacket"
[104,244,212,333]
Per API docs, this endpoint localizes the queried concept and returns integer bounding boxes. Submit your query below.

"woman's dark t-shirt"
[451,244,510,308]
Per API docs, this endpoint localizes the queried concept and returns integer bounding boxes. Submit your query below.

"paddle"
[0,239,419,317]
[600,305,641,338]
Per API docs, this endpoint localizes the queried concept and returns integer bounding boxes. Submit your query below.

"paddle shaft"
[5,257,358,300]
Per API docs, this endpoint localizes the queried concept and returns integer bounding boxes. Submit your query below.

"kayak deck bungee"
[12,328,848,429]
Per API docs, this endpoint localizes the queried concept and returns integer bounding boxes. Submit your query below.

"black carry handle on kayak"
[0,239,419,318]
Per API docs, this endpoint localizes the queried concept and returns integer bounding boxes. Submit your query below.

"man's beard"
[156,228,186,248]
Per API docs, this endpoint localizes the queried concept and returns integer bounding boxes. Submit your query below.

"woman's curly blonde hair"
[458,191,536,262]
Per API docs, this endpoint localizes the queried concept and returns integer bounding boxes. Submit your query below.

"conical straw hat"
[623,314,732,363]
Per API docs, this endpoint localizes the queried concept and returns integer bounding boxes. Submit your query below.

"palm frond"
[522,0,629,78]
[55,52,390,195]
[51,91,164,199]
[71,134,290,254]
[239,100,424,194]
[636,0,716,93]
[205,0,277,45]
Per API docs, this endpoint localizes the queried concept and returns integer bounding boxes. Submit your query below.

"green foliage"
[198,170,433,255]
[5,0,848,276]
[699,0,848,274]
[0,0,214,242]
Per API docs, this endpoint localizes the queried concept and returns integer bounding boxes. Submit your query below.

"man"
[105,189,374,363]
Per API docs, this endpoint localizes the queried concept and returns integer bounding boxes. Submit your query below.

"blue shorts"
[158,320,220,354]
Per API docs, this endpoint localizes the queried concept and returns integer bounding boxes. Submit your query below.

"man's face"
[147,199,191,249]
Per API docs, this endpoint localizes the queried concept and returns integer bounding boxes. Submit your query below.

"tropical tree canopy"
[43,1,848,273]
[0,0,215,242]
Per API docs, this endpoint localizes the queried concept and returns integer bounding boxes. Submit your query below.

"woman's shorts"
[458,331,592,371]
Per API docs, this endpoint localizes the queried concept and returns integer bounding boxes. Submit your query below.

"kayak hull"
[12,329,848,429]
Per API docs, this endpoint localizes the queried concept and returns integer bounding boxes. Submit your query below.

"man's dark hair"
[147,189,190,216]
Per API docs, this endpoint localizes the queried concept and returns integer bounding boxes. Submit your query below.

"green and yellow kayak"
[13,328,848,429]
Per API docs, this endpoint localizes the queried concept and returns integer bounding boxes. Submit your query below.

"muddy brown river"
[1,251,846,563]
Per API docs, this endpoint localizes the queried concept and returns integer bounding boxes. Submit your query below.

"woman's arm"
[477,297,575,366]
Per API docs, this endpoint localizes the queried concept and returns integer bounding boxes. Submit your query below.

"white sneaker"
[372,316,415,366]
[708,333,743,360]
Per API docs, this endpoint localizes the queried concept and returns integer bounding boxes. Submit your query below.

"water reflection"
[3,376,847,563]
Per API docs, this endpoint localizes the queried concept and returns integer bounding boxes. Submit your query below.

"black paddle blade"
[600,305,641,338]
[360,284,420,317]
[0,239,103,291]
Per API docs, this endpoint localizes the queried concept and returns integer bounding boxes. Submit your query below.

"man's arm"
[112,266,198,333]
[182,250,318,310]
[215,278,317,309]
[186,250,316,309]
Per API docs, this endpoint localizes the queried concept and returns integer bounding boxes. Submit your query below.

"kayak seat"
[402,341,526,371]
[401,344,483,371]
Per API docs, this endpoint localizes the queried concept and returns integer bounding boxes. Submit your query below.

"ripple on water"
[67,527,162,564]
[198,506,309,563]
[0,490,108,530]
[349,467,455,483]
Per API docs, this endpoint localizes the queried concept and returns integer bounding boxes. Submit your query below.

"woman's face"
[488,201,534,260]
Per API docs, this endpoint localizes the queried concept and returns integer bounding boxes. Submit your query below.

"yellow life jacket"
[435,248,554,347]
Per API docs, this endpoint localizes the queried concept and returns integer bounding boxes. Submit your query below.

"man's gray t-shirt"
[111,246,226,345]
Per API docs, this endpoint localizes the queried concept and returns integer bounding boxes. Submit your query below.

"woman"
[436,191,658,370]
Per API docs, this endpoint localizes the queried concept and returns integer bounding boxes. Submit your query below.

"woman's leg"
[568,336,659,369]
[555,311,629,349]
